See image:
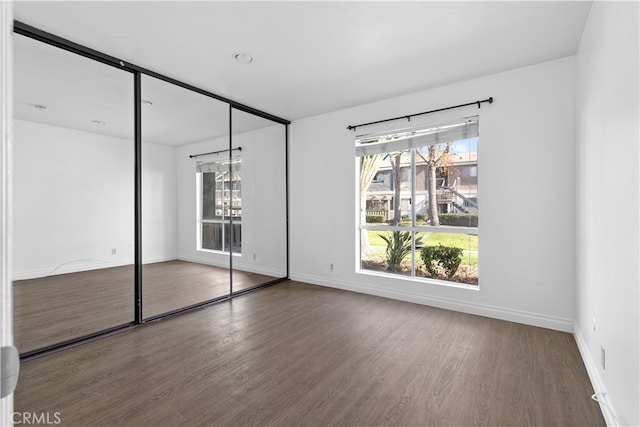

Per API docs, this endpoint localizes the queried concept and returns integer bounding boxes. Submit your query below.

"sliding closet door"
[12,34,135,354]
[230,108,287,292]
[141,75,231,319]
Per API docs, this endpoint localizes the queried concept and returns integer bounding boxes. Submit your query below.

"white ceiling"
[13,1,592,143]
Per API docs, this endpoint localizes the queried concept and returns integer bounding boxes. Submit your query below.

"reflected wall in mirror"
[230,108,287,292]
[141,75,233,319]
[172,106,288,297]
[12,34,135,353]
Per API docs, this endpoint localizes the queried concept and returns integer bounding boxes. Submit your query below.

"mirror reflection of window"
[199,157,242,254]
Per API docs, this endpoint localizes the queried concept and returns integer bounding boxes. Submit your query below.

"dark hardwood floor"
[14,281,604,426]
[13,260,277,353]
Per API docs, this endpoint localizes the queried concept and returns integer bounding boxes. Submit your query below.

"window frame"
[356,117,479,288]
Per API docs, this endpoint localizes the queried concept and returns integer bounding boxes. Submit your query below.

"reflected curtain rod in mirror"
[189,147,242,159]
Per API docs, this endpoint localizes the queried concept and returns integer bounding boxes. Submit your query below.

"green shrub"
[366,215,385,224]
[420,244,463,278]
[416,213,428,222]
[401,215,410,221]
[439,213,478,227]
[379,231,423,272]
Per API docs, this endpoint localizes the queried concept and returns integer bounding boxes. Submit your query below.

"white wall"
[142,141,177,264]
[575,2,639,426]
[13,119,177,279]
[176,124,287,277]
[1,1,14,422]
[291,57,577,331]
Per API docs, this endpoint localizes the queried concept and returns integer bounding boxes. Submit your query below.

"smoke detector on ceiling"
[233,52,253,64]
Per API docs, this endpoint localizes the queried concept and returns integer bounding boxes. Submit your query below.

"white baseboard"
[178,255,286,278]
[573,325,619,426]
[177,255,227,269]
[13,258,127,280]
[13,255,177,281]
[290,273,574,332]
[142,255,178,265]
[235,264,286,278]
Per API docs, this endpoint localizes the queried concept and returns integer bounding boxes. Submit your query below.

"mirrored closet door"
[12,34,135,354]
[141,75,231,319]
[12,24,290,357]
[230,109,287,293]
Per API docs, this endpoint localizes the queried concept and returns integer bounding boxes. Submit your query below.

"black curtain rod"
[189,147,241,159]
[347,97,494,131]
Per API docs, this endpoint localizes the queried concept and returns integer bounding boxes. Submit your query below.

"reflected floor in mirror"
[13,260,278,354]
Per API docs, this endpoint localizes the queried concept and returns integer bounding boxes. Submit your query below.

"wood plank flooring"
[14,281,605,426]
[13,260,276,353]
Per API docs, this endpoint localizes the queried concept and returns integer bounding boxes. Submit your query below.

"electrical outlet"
[593,317,597,332]
[600,346,606,370]
[111,248,117,255]
[330,263,334,271]
[252,253,256,260]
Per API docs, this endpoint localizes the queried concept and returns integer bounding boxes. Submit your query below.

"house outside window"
[197,157,241,254]
[357,117,479,286]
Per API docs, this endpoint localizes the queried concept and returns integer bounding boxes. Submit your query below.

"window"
[357,117,479,286]
[462,165,478,177]
[197,157,241,254]
[372,171,385,183]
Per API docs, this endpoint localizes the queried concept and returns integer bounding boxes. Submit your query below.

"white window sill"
[356,268,479,291]
[197,248,242,257]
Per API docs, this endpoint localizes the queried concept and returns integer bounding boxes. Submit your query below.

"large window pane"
[415,232,478,285]
[415,137,478,228]
[200,223,242,253]
[202,223,223,251]
[202,172,217,220]
[361,149,413,226]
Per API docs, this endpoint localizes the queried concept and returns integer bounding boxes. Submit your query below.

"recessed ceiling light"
[90,120,106,125]
[142,100,153,106]
[233,52,253,64]
[33,104,47,110]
